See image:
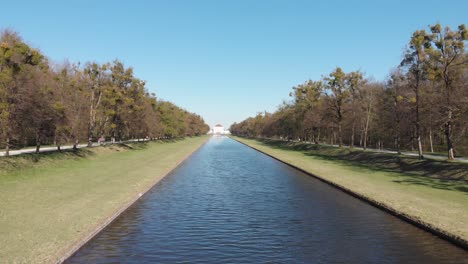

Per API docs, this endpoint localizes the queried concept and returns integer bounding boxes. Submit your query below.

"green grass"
[234,137,468,243]
[0,136,208,263]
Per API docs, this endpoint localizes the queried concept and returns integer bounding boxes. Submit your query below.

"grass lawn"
[0,136,208,263]
[234,137,468,245]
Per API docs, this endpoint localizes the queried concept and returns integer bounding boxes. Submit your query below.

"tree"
[54,63,88,149]
[231,23,467,159]
[0,30,209,155]
[290,80,324,143]
[0,30,46,155]
[425,23,467,159]
[347,71,366,149]
[83,62,111,146]
[401,29,430,159]
[360,82,382,150]
[324,67,349,147]
[20,62,62,153]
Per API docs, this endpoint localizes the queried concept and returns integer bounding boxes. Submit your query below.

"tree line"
[231,23,468,159]
[0,30,209,156]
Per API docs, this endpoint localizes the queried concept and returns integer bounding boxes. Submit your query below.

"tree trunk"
[442,63,455,160]
[429,127,434,153]
[88,89,95,147]
[88,87,102,147]
[363,110,370,151]
[360,88,373,151]
[363,131,368,150]
[396,135,401,154]
[54,135,61,152]
[359,128,363,147]
[444,71,455,160]
[350,106,356,149]
[394,99,401,154]
[415,84,424,159]
[5,137,10,156]
[35,132,41,153]
[446,110,455,160]
[416,133,423,158]
[338,122,343,148]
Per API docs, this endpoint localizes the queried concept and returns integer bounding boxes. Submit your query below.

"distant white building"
[213,124,224,134]
[209,124,230,135]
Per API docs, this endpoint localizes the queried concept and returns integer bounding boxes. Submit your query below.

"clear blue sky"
[1,1,467,128]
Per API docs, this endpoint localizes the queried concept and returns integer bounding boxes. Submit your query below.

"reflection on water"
[66,137,467,263]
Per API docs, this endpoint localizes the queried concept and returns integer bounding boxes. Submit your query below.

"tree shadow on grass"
[121,138,185,150]
[392,178,468,193]
[255,138,468,194]
[117,142,149,150]
[0,148,95,173]
[0,138,196,175]
[0,138,185,172]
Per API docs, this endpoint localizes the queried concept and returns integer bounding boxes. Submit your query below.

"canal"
[66,137,467,263]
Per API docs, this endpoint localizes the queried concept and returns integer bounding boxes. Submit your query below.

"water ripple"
[67,137,468,263]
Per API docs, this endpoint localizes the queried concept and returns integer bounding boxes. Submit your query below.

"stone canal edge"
[232,137,468,251]
[56,138,210,264]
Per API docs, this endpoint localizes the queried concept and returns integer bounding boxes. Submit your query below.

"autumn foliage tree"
[231,23,467,159]
[0,30,209,156]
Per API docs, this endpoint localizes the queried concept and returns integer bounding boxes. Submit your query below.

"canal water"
[66,137,467,263]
